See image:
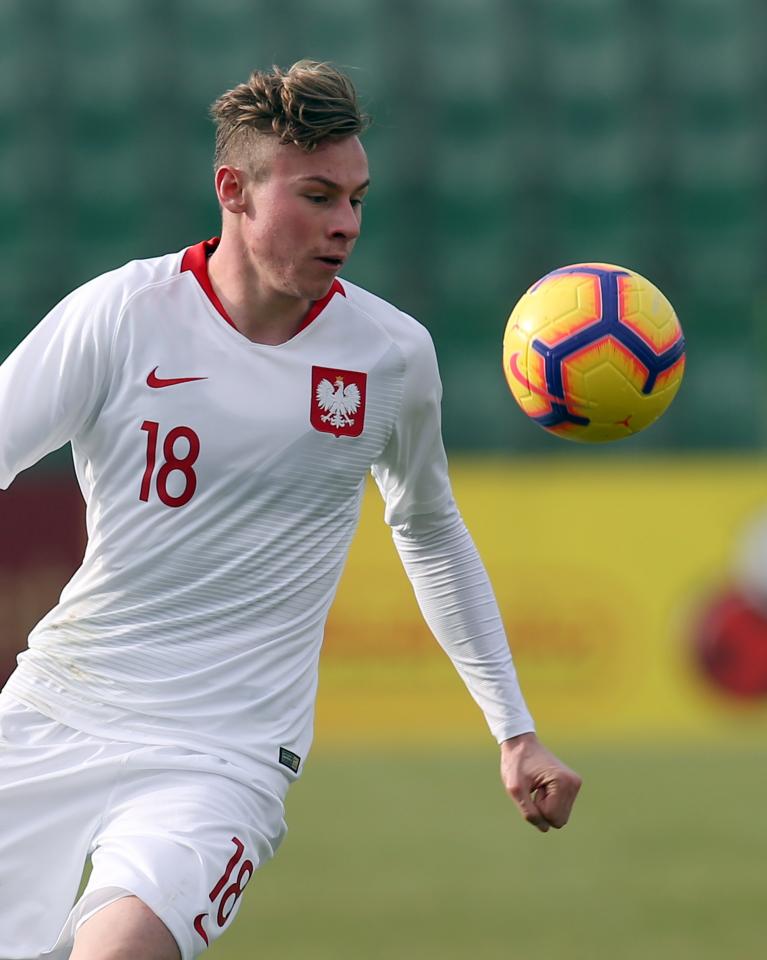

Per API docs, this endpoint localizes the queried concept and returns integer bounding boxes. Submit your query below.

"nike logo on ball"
[146,367,208,388]
[507,352,560,403]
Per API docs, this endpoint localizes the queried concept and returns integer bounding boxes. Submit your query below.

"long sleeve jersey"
[0,239,533,790]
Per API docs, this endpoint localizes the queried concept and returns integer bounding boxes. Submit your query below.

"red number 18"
[139,420,200,508]
[194,836,254,946]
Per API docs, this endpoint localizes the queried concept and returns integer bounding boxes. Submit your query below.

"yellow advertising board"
[317,457,767,744]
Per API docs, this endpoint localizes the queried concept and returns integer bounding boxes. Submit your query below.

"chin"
[300,279,335,302]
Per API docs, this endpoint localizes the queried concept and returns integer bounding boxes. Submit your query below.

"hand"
[500,732,582,833]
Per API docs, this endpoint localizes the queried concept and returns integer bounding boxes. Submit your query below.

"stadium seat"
[0,0,764,453]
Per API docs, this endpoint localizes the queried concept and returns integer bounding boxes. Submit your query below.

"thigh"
[82,757,288,960]
[0,695,116,959]
[71,895,180,960]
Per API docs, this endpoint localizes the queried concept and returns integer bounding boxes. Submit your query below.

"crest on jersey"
[310,366,367,437]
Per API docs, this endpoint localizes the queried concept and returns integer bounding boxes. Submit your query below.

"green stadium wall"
[1,0,766,451]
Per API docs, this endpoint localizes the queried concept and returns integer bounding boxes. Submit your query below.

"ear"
[215,166,248,213]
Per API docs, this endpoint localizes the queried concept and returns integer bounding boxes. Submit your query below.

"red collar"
[180,238,345,334]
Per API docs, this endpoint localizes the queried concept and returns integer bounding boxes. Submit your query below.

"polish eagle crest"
[315,375,362,429]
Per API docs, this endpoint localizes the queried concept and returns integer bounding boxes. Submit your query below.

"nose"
[330,200,361,241]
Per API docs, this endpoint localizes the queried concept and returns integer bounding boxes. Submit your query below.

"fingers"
[505,769,583,832]
[499,736,583,833]
[506,781,552,833]
[532,771,582,829]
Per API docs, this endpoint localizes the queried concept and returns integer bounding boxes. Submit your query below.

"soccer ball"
[502,262,686,442]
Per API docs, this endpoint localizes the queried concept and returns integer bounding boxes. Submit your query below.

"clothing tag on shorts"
[279,747,301,773]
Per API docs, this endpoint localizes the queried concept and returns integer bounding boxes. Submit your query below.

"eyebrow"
[298,175,371,193]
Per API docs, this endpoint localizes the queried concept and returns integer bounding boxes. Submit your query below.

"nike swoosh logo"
[147,367,208,388]
[507,352,560,403]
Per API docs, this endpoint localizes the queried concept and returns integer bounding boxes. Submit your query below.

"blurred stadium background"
[1,0,766,957]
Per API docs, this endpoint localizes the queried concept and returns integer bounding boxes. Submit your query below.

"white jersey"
[0,239,533,787]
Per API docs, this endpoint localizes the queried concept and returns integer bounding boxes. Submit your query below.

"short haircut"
[210,60,369,173]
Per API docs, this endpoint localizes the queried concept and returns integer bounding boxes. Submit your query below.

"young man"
[0,61,581,960]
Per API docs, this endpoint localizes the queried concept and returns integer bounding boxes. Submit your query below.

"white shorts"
[0,694,288,960]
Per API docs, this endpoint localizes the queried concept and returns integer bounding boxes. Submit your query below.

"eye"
[305,194,329,204]
[351,197,365,209]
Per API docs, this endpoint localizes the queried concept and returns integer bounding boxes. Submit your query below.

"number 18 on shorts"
[0,698,288,960]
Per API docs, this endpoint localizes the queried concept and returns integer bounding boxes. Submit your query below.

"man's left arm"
[371,318,581,830]
[391,504,581,831]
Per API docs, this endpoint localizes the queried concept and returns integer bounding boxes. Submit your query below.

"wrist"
[500,731,538,752]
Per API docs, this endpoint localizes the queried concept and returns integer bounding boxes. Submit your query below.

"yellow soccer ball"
[502,263,686,442]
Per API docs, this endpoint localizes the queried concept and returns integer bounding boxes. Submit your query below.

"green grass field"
[206,743,766,960]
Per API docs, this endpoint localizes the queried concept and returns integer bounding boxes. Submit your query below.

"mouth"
[315,255,345,270]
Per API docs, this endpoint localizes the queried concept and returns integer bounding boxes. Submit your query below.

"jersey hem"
[2,670,296,799]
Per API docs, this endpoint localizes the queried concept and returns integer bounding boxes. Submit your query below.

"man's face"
[238,136,370,302]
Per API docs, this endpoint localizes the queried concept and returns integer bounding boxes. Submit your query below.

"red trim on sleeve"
[181,238,346,336]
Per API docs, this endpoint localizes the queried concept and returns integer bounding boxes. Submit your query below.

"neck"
[207,233,311,345]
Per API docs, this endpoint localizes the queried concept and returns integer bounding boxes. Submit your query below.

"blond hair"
[210,60,369,173]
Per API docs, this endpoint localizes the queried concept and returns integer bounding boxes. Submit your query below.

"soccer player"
[0,61,581,960]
